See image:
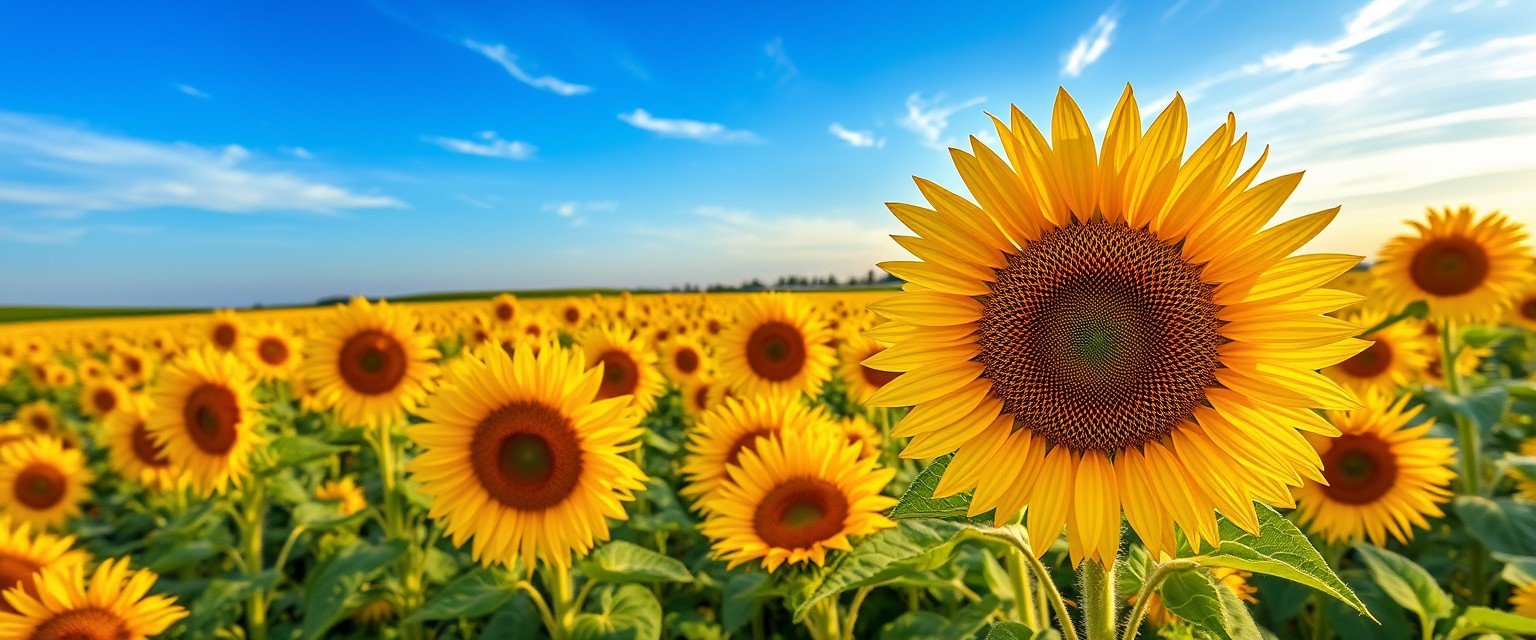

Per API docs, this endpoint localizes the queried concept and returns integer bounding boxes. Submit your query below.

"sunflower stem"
[1013,538,1080,640]
[513,580,561,637]
[1080,557,1118,640]
[240,481,269,640]
[545,562,576,640]
[1120,559,1198,640]
[841,585,874,640]
[373,421,425,640]
[1442,321,1491,603]
[803,598,842,640]
[1006,547,1040,629]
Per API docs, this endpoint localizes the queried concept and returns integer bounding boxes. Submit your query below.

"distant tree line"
[672,269,902,293]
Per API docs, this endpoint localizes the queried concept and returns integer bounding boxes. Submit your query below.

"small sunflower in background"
[0,436,93,530]
[577,325,664,412]
[1322,308,1430,395]
[0,515,89,614]
[147,347,264,497]
[14,403,60,437]
[105,394,181,492]
[1513,581,1536,618]
[1509,285,1536,330]
[555,298,588,333]
[680,394,830,507]
[835,415,882,460]
[1293,392,1457,545]
[1374,206,1534,325]
[302,297,439,427]
[74,357,110,384]
[0,423,27,454]
[207,309,243,353]
[659,335,709,385]
[1514,437,1536,502]
[488,293,520,328]
[110,344,152,388]
[700,426,895,571]
[679,376,725,420]
[1419,320,1490,385]
[837,332,901,405]
[44,365,74,390]
[315,478,367,516]
[241,321,304,381]
[0,557,187,639]
[718,294,836,399]
[407,344,647,572]
[79,377,128,422]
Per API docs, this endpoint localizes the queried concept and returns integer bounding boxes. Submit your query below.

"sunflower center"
[470,402,583,511]
[1320,434,1399,505]
[1340,340,1393,378]
[212,324,237,349]
[92,389,117,414]
[125,357,142,375]
[746,322,807,382]
[29,415,51,432]
[596,351,640,400]
[258,338,289,366]
[675,348,701,375]
[338,330,408,395]
[977,221,1222,452]
[726,428,775,467]
[753,478,850,550]
[29,607,131,640]
[692,384,712,411]
[1521,297,1536,320]
[130,422,171,467]
[1408,237,1490,296]
[564,307,580,323]
[14,463,66,510]
[707,319,722,335]
[182,384,240,455]
[0,551,42,614]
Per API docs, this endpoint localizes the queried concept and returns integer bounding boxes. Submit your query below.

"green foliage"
[579,540,694,584]
[1158,570,1263,640]
[1188,503,1369,616]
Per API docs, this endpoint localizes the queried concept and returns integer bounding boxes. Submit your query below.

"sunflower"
[680,395,830,505]
[0,424,27,455]
[406,344,647,572]
[1135,567,1257,628]
[43,366,73,390]
[658,336,709,385]
[1322,309,1430,395]
[78,378,128,422]
[74,358,109,384]
[576,325,664,412]
[1293,392,1456,545]
[868,86,1364,566]
[1374,206,1535,325]
[1513,582,1536,618]
[110,345,152,388]
[241,321,304,381]
[718,294,836,399]
[0,437,93,530]
[1420,321,1488,385]
[836,415,883,460]
[13,405,59,439]
[1514,438,1536,502]
[104,395,181,492]
[0,515,88,615]
[555,299,588,332]
[207,309,243,352]
[314,478,367,516]
[301,297,440,427]
[146,347,263,497]
[838,332,901,405]
[699,426,895,571]
[679,376,723,420]
[1510,286,1536,330]
[0,557,187,640]
[489,293,520,328]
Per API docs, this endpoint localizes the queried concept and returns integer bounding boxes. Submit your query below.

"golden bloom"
[78,378,128,422]
[837,331,901,405]
[1374,206,1534,324]
[489,293,520,327]
[315,478,367,516]
[658,336,709,385]
[301,297,439,427]
[241,321,304,381]
[1513,582,1536,618]
[207,309,243,352]
[577,325,664,412]
[836,415,883,461]
[13,404,59,439]
[0,515,89,615]
[1322,309,1430,395]
[0,437,93,530]
[868,86,1364,565]
[104,395,181,492]
[717,294,836,399]
[147,348,264,497]
[680,394,830,505]
[0,557,187,639]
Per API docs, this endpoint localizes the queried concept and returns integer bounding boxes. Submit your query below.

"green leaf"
[1325,575,1409,640]
[882,612,947,639]
[878,597,1003,639]
[579,540,693,584]
[268,435,352,467]
[793,519,996,619]
[1424,386,1510,437]
[1354,544,1454,627]
[290,501,369,531]
[720,573,769,634]
[481,595,541,640]
[1190,503,1368,616]
[404,567,516,623]
[1455,496,1536,556]
[143,540,219,573]
[943,595,1005,638]
[300,540,406,640]
[184,573,278,638]
[890,454,977,520]
[984,621,1041,640]
[571,584,662,640]
[1159,570,1263,640]
[1497,554,1536,585]
[1447,606,1536,637]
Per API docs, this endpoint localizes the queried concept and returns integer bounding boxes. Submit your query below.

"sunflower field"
[3,88,1536,640]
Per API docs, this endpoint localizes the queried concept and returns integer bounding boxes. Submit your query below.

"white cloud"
[898,93,986,149]
[1061,12,1118,77]
[282,146,314,160]
[762,37,798,86]
[828,123,885,148]
[0,112,404,217]
[463,40,592,96]
[542,200,616,227]
[1261,0,1424,71]
[0,225,86,245]
[618,109,760,143]
[177,84,211,99]
[423,130,536,160]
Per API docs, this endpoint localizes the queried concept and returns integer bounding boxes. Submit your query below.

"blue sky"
[2,0,1533,307]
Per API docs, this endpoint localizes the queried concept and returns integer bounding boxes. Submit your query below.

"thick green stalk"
[241,482,268,640]
[545,563,576,640]
[1080,558,1119,640]
[1006,547,1040,629]
[374,422,424,640]
[1441,321,1489,602]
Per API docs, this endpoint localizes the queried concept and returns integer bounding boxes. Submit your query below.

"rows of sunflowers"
[2,87,1536,640]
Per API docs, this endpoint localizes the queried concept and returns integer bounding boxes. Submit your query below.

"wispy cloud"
[761,37,798,86]
[828,123,885,148]
[0,112,403,217]
[1062,12,1118,77]
[282,146,314,160]
[1260,0,1424,71]
[423,130,536,159]
[0,224,86,245]
[542,200,616,227]
[176,84,211,99]
[463,39,593,96]
[618,109,760,143]
[898,93,986,149]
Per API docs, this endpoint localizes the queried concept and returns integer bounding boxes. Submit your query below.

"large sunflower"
[146,347,263,497]
[240,321,304,381]
[1293,392,1456,545]
[680,394,831,505]
[576,325,664,412]
[0,437,93,530]
[0,516,88,614]
[837,332,901,405]
[0,557,187,640]
[1322,309,1430,395]
[104,395,181,492]
[1374,206,1534,325]
[867,86,1364,565]
[406,345,647,572]
[301,297,439,427]
[718,294,836,399]
[700,426,895,571]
